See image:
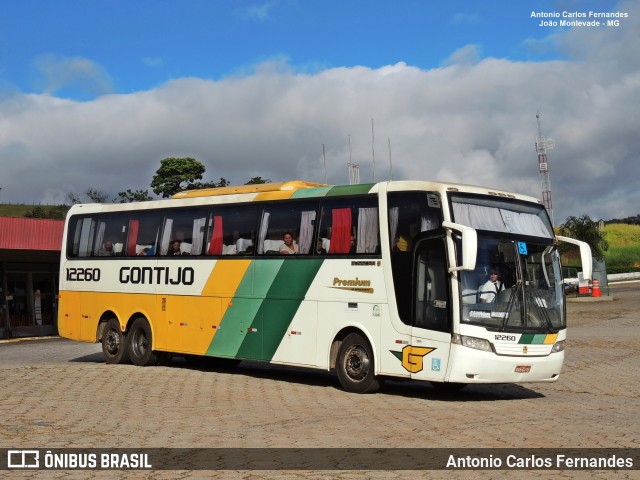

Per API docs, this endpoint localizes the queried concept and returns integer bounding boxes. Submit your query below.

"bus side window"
[68,217,96,258]
[388,191,443,325]
[126,212,162,257]
[317,197,379,255]
[256,201,319,255]
[92,213,128,257]
[415,238,450,332]
[159,208,208,256]
[205,205,260,256]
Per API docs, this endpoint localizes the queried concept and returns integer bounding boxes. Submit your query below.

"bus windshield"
[458,236,565,331]
[450,194,564,332]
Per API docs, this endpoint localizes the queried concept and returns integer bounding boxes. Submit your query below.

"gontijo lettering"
[119,266,194,285]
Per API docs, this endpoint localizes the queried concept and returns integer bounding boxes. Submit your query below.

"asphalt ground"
[1,283,638,479]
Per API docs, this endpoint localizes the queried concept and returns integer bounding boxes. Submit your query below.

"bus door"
[409,237,452,382]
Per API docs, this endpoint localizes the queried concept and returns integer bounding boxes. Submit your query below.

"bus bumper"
[447,344,564,383]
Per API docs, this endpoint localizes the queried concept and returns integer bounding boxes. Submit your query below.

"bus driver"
[478,269,503,303]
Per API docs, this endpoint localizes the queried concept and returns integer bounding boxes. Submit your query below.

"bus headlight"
[452,334,493,352]
[551,340,565,353]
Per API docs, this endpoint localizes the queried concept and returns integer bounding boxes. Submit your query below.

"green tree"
[151,157,205,198]
[116,189,153,203]
[24,206,48,219]
[559,214,609,260]
[186,177,231,190]
[85,188,109,203]
[24,205,68,219]
[245,176,271,185]
[67,192,82,205]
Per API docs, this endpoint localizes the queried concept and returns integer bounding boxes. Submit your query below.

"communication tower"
[535,113,555,225]
[348,134,360,184]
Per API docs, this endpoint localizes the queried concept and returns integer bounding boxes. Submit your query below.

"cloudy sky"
[0,0,637,224]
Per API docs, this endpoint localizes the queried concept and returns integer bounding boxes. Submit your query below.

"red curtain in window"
[127,220,139,256]
[329,208,352,254]
[207,216,223,255]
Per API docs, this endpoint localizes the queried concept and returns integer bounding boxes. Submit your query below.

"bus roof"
[65,180,543,217]
[172,180,328,199]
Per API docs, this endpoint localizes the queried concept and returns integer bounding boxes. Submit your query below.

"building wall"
[0,216,63,338]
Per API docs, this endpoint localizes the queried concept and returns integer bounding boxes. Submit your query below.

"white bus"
[58,180,591,393]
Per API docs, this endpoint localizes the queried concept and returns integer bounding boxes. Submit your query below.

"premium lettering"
[333,277,371,287]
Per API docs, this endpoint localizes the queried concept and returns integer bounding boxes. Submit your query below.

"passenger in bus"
[167,240,184,256]
[392,234,410,252]
[279,232,298,254]
[349,234,357,254]
[478,269,503,303]
[97,241,115,256]
[315,239,326,255]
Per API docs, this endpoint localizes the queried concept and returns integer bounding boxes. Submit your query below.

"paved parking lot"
[1,284,638,479]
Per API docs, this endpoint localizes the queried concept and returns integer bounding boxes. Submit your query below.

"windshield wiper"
[499,281,521,332]
[527,286,556,333]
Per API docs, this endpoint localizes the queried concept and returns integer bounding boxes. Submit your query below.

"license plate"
[515,365,531,373]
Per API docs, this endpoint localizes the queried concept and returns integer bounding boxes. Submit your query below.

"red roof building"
[1,216,64,338]
[0,216,64,251]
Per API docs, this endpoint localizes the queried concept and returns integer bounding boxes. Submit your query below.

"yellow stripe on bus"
[202,258,251,297]
[253,190,297,201]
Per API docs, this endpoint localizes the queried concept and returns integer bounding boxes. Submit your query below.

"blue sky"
[0,0,637,223]
[1,0,614,99]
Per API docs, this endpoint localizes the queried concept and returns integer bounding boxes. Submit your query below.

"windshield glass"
[458,235,565,332]
[450,194,553,239]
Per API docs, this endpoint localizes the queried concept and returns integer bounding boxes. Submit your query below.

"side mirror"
[442,221,477,272]
[556,236,593,280]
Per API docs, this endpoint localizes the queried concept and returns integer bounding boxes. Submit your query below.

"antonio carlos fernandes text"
[447,454,634,469]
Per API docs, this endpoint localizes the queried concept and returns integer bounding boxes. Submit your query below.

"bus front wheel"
[129,317,159,367]
[336,333,381,394]
[102,318,130,365]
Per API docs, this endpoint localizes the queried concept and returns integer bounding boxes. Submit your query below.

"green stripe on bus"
[290,186,333,198]
[207,260,258,358]
[532,334,548,344]
[253,259,285,297]
[207,259,283,359]
[239,259,323,361]
[325,184,375,196]
[262,259,323,361]
[206,296,262,358]
[519,334,535,344]
[519,334,548,344]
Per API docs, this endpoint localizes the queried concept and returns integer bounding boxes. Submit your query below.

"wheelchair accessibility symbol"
[517,242,528,255]
[432,358,441,372]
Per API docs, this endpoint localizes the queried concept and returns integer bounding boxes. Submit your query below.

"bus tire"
[129,317,159,367]
[336,332,380,394]
[102,318,130,364]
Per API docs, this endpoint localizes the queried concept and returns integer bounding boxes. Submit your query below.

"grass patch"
[0,204,69,219]
[603,223,640,246]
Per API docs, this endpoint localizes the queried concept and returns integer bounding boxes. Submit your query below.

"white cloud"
[32,54,113,97]
[1,3,638,224]
[443,44,482,66]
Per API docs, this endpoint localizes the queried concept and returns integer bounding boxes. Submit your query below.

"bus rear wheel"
[129,317,159,367]
[102,318,130,364]
[336,333,381,394]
